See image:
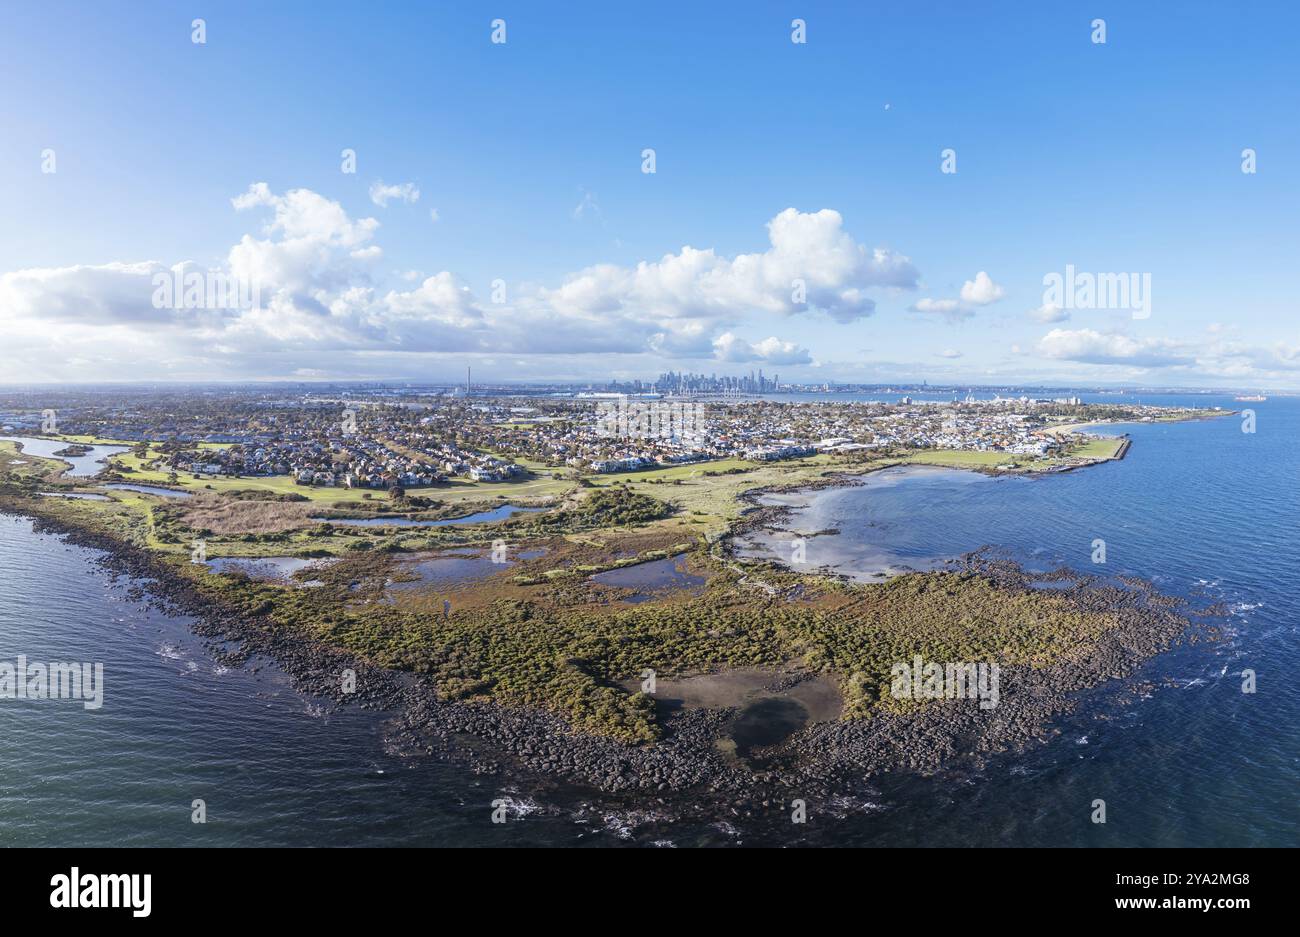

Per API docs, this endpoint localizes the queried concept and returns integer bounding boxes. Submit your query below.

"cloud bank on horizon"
[0,185,926,380]
[0,182,1295,386]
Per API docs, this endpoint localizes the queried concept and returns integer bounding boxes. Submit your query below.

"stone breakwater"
[0,499,1216,822]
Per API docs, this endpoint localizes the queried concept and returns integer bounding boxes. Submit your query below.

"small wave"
[156,644,185,661]
[826,794,885,815]
[597,807,671,840]
[601,815,635,840]
[1075,735,1089,745]
[494,796,542,820]
[303,702,327,719]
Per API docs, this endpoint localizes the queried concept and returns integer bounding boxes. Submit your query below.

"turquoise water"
[1,393,1296,846]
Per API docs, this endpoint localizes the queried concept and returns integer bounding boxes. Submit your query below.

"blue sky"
[2,0,1298,386]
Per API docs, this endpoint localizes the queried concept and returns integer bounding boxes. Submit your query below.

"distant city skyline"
[3,1,1299,388]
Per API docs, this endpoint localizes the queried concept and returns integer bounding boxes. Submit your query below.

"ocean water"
[1,394,1296,846]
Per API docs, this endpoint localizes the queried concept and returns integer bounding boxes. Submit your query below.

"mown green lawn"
[899,449,1022,468]
[1067,437,1125,459]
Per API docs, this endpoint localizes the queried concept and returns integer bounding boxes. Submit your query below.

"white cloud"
[1028,303,1069,323]
[229,183,380,298]
[712,332,812,365]
[909,297,970,322]
[544,207,918,326]
[911,271,1003,323]
[960,271,1004,305]
[935,348,963,358]
[1,261,170,324]
[368,180,420,207]
[1036,328,1193,367]
[0,191,897,379]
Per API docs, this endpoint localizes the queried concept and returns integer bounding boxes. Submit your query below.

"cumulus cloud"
[1,261,170,324]
[712,332,812,365]
[1036,328,1194,367]
[960,271,1005,305]
[2,188,852,378]
[544,207,917,326]
[368,180,420,207]
[910,271,1003,323]
[229,183,381,299]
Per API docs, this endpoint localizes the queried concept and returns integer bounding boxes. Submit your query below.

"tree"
[388,483,406,502]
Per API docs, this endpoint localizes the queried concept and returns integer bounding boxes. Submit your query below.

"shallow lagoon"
[0,436,129,477]
[590,555,706,602]
[204,556,337,583]
[104,483,193,499]
[312,504,544,527]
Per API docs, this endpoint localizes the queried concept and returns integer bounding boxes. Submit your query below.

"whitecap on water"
[494,795,542,820]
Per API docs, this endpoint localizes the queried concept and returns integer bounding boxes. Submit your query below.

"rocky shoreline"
[0,496,1218,822]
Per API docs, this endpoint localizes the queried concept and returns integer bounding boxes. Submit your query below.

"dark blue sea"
[1,393,1296,846]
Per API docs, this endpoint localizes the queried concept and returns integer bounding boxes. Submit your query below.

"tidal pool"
[590,556,706,600]
[103,483,193,499]
[204,556,337,583]
[387,547,546,593]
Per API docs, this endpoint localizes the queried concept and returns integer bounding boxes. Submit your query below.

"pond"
[590,556,705,601]
[204,556,337,583]
[103,483,193,499]
[387,547,546,592]
[311,504,545,527]
[729,698,810,761]
[0,436,130,477]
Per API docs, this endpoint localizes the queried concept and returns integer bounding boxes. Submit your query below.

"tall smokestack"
[467,366,471,396]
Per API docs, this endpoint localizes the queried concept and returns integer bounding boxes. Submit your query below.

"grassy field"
[0,439,65,478]
[583,455,857,533]
[900,441,1124,470]
[898,450,1026,469]
[1067,436,1126,459]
